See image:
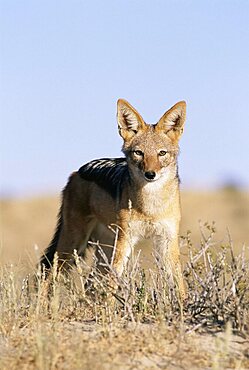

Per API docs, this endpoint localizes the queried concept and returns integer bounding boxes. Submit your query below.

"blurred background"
[1,1,249,267]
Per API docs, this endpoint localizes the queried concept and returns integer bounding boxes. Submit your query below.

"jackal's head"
[117,99,186,184]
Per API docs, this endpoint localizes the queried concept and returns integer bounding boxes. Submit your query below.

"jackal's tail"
[40,206,63,270]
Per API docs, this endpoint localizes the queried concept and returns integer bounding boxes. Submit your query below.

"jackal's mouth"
[144,177,158,183]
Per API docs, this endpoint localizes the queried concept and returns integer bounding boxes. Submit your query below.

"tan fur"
[42,99,187,298]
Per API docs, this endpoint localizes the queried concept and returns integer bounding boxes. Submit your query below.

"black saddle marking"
[78,157,129,198]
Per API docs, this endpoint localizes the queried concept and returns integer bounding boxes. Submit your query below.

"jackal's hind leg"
[83,226,116,293]
[55,216,97,270]
[89,223,116,275]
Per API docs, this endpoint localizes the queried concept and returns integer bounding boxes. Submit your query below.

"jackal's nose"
[144,171,156,180]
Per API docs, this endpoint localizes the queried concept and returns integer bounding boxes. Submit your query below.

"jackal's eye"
[134,150,143,157]
[158,150,167,156]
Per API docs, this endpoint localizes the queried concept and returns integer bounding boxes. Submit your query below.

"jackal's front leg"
[102,226,132,303]
[112,234,132,276]
[155,236,185,300]
[170,240,185,300]
[109,222,134,282]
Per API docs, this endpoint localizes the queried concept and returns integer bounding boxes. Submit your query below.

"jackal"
[41,99,187,298]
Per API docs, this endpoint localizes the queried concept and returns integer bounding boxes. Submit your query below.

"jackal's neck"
[127,165,180,216]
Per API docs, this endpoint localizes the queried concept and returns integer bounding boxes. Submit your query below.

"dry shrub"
[0,224,249,369]
[183,223,249,334]
[2,223,248,332]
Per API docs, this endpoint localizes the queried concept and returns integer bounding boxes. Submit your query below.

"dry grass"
[0,190,249,369]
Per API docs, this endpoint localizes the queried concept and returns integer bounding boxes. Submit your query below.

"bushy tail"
[40,206,63,270]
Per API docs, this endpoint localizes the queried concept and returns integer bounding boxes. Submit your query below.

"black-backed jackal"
[41,99,187,298]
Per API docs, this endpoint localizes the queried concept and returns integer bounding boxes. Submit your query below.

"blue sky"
[1,0,249,196]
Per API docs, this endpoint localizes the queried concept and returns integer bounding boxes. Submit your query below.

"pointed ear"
[117,99,145,141]
[156,101,186,141]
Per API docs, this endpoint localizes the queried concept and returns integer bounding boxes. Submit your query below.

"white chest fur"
[127,218,176,249]
[136,175,178,217]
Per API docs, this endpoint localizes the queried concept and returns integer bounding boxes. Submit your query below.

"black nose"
[144,171,156,180]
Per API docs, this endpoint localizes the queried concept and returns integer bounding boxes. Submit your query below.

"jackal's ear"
[156,101,186,141]
[117,99,145,141]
